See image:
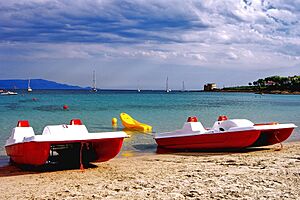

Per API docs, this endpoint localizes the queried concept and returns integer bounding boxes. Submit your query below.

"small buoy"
[112,117,118,127]
[63,105,69,110]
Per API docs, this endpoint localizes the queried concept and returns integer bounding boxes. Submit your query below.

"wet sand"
[0,142,299,199]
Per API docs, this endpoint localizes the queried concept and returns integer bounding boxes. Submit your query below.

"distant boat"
[27,79,32,92]
[255,92,264,95]
[166,77,171,93]
[92,70,97,92]
[1,90,18,95]
[181,81,185,92]
[137,80,141,93]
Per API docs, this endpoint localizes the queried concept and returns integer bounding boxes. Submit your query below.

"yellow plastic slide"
[120,113,152,132]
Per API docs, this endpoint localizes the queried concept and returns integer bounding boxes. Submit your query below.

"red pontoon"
[5,119,128,167]
[251,122,296,147]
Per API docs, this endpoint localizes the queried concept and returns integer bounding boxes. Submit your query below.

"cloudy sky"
[0,0,299,89]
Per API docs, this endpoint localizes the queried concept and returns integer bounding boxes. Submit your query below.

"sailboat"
[92,70,97,92]
[137,80,141,93]
[181,81,185,92]
[27,79,32,92]
[166,77,171,93]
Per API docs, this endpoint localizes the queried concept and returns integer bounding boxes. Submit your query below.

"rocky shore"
[212,89,300,95]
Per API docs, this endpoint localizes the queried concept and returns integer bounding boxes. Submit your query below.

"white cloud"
[0,0,299,87]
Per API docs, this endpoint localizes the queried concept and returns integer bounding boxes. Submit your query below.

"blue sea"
[0,90,300,158]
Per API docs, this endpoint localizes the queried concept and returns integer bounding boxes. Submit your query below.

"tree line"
[249,75,300,91]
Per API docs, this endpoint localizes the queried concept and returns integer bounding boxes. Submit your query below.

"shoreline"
[0,141,299,199]
[208,89,300,95]
[2,88,300,95]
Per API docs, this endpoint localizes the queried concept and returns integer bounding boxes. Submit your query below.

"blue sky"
[0,0,299,89]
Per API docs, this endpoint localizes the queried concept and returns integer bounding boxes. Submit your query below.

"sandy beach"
[0,142,299,200]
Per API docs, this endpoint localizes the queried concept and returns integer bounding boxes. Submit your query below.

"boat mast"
[137,80,141,92]
[166,77,169,92]
[182,81,185,92]
[92,70,97,92]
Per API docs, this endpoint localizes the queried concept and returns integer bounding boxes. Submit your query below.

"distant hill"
[0,79,85,90]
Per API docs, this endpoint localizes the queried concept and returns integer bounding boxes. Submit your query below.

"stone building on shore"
[204,83,217,91]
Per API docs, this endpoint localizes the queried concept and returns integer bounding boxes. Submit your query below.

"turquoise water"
[0,90,300,156]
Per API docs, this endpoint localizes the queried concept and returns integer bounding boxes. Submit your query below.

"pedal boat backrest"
[182,116,207,133]
[212,119,254,132]
[7,120,35,144]
[42,119,88,136]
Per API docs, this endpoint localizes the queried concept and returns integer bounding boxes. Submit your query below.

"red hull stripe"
[155,130,261,149]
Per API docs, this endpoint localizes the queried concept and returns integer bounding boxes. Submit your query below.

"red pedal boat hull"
[5,138,125,166]
[155,130,261,150]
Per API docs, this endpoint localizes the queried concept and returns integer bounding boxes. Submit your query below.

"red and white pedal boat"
[5,119,128,167]
[154,116,296,150]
